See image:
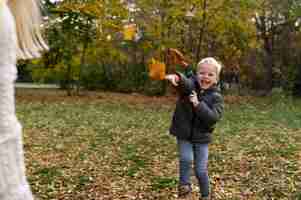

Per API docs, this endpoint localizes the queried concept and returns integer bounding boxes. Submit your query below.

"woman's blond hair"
[8,0,48,59]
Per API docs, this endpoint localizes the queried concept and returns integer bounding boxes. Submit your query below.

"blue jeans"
[177,139,209,197]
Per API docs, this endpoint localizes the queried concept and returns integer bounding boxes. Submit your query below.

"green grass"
[16,91,301,200]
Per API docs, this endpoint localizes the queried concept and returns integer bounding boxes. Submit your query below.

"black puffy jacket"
[169,73,224,143]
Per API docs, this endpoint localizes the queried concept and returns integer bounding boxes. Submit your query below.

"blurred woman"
[0,0,47,199]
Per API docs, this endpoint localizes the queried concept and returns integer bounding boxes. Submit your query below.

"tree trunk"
[196,0,208,61]
[263,36,273,92]
[66,63,72,96]
[76,38,88,95]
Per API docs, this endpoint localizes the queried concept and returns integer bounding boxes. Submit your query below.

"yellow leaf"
[148,58,166,80]
[123,24,136,41]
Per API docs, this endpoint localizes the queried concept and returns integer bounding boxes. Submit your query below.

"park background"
[16,0,301,199]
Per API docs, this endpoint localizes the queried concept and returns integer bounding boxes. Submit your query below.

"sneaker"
[178,184,191,198]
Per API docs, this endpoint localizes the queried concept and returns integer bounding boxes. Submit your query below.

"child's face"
[196,63,218,90]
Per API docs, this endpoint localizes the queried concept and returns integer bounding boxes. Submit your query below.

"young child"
[165,57,224,200]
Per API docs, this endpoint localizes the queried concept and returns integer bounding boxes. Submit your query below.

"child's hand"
[189,91,199,107]
[165,74,179,86]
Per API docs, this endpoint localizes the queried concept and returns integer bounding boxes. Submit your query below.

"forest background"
[18,0,301,97]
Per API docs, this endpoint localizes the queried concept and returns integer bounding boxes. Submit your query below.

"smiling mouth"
[201,80,211,85]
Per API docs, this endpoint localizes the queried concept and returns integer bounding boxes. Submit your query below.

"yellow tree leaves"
[55,1,104,17]
[123,24,137,41]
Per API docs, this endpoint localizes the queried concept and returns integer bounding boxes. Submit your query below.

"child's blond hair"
[197,57,222,78]
[8,0,48,59]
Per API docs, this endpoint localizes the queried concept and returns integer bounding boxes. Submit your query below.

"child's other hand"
[165,74,179,86]
[189,91,199,107]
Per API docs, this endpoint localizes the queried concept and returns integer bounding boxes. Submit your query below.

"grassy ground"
[16,89,301,200]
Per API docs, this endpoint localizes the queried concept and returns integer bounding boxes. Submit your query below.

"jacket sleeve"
[194,92,224,126]
[175,72,195,96]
